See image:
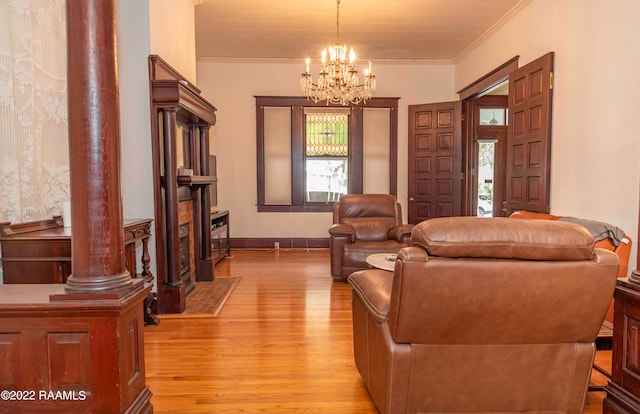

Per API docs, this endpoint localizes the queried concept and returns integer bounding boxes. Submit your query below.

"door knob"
[409,197,415,202]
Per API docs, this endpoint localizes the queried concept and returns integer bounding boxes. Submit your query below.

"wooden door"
[408,102,462,224]
[505,52,554,215]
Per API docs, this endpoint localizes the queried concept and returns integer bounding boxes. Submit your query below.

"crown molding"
[453,0,531,63]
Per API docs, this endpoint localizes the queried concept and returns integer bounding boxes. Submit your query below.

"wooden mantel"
[148,55,218,314]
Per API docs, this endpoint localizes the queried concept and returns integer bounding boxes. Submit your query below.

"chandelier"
[300,0,376,105]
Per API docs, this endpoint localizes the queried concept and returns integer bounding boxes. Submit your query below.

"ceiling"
[195,0,525,63]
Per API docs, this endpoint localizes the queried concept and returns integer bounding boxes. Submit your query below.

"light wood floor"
[144,249,610,413]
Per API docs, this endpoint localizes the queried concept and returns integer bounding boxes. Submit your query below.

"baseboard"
[230,237,329,249]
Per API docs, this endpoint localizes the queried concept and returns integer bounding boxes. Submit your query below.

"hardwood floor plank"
[144,249,607,413]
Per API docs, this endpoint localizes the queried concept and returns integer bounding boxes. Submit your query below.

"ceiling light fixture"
[300,0,376,105]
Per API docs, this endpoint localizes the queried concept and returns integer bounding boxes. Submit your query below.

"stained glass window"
[305,113,349,156]
[305,112,349,203]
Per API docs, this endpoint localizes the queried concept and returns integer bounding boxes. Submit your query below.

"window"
[305,110,349,203]
[256,96,398,212]
[479,108,508,126]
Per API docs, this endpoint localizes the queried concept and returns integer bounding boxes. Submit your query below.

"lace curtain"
[0,0,69,223]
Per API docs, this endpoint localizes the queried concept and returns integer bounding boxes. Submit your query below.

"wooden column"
[0,1,152,413]
[159,107,186,311]
[63,0,131,295]
[198,125,214,281]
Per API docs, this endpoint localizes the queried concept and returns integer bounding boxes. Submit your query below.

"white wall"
[456,0,640,274]
[196,60,455,238]
[149,0,198,81]
[116,0,156,277]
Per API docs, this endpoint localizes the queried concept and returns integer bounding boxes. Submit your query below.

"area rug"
[159,277,241,319]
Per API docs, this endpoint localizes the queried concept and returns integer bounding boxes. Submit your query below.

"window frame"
[256,96,398,212]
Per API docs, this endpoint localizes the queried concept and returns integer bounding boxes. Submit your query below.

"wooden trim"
[257,204,333,213]
[389,106,398,196]
[291,105,305,206]
[149,55,201,93]
[457,56,519,100]
[0,217,63,237]
[255,96,400,212]
[256,99,266,207]
[230,237,329,249]
[350,106,364,194]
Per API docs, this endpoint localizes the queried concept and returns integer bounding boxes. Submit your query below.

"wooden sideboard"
[1,217,153,283]
[0,217,158,325]
[604,277,640,413]
[604,183,640,413]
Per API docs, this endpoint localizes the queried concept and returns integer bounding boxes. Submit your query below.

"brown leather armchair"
[329,194,414,281]
[349,217,618,413]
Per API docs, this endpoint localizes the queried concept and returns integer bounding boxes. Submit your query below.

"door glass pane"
[479,108,506,126]
[477,141,495,217]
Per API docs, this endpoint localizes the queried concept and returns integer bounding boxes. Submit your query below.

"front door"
[407,102,462,224]
[472,95,508,217]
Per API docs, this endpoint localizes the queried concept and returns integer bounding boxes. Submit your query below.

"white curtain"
[0,0,69,223]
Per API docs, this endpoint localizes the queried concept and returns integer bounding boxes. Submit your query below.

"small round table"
[366,253,397,272]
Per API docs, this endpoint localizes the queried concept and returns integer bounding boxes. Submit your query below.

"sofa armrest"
[329,223,356,279]
[348,269,393,323]
[389,224,414,244]
[329,223,355,241]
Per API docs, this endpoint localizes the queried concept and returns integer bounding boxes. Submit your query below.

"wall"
[116,0,157,279]
[196,60,455,238]
[149,0,198,81]
[455,0,640,274]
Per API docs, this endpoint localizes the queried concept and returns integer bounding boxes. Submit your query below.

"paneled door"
[505,52,554,214]
[407,102,462,224]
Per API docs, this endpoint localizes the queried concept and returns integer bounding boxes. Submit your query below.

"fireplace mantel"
[148,55,217,314]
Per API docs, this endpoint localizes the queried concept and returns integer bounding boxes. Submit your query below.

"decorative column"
[63,0,133,296]
[0,1,152,413]
[198,124,214,281]
[160,107,186,311]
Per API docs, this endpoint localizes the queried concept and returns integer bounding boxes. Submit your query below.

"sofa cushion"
[411,217,594,261]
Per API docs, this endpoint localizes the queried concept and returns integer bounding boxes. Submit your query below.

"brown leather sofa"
[349,217,618,413]
[329,194,414,281]
[510,210,632,277]
[510,210,632,324]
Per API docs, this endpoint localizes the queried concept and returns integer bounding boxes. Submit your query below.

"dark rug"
[160,277,240,319]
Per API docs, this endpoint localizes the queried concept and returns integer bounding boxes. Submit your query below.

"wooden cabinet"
[0,217,153,285]
[211,210,230,265]
[604,183,640,413]
[604,277,640,413]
